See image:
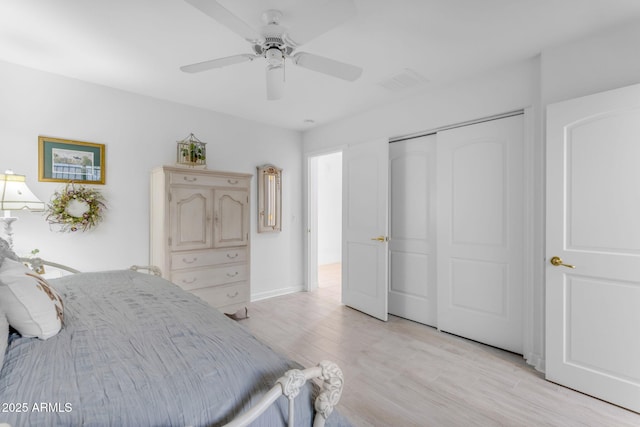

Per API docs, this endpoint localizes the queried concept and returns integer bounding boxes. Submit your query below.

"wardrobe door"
[389,135,437,326]
[436,115,524,354]
[213,189,249,248]
[169,186,213,251]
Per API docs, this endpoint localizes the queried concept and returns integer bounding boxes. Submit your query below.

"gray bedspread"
[0,270,351,427]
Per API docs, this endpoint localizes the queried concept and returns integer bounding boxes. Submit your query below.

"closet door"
[389,135,437,326]
[436,115,524,353]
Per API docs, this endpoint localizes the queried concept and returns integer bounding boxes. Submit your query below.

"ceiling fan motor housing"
[252,15,292,61]
[262,9,283,25]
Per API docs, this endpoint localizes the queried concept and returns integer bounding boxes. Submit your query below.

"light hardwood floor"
[242,264,640,426]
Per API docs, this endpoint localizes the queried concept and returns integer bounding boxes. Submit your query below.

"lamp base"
[0,216,17,248]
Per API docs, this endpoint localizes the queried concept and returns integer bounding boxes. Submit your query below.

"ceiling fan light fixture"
[265,47,284,66]
[266,64,284,100]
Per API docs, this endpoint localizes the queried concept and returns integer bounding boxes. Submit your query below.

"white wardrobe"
[389,114,525,353]
[150,166,251,315]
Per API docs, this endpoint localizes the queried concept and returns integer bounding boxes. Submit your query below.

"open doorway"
[308,151,342,300]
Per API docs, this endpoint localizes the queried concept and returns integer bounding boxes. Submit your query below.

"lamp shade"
[0,171,45,212]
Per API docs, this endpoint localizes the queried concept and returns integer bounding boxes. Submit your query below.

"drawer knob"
[227,291,239,298]
[182,278,197,284]
[183,257,197,264]
[226,272,239,278]
[227,179,239,185]
[226,253,238,259]
[183,176,197,182]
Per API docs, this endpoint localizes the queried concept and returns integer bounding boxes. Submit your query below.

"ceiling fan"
[181,0,363,100]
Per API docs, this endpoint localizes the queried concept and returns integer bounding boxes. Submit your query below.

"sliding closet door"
[436,115,524,353]
[389,135,437,326]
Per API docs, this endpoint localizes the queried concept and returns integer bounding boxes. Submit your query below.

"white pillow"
[0,259,64,340]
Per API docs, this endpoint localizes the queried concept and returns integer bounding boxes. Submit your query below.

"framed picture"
[38,136,106,184]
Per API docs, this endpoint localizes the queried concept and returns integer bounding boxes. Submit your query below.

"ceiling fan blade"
[292,52,362,81]
[184,0,263,43]
[284,0,357,47]
[180,54,256,73]
[266,65,284,100]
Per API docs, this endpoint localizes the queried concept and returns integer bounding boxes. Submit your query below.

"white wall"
[317,152,342,265]
[541,20,640,106]
[304,58,538,152]
[0,60,304,299]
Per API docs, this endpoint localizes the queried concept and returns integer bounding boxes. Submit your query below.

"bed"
[0,243,350,427]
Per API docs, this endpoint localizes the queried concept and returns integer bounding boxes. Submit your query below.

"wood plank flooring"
[242,264,640,426]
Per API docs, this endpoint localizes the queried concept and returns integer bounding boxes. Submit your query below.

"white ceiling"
[2,0,640,131]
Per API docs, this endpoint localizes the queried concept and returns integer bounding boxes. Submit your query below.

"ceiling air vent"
[378,68,429,92]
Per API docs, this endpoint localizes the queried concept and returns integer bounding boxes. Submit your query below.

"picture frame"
[38,136,106,184]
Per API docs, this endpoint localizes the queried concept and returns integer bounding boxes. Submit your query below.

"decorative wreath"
[46,183,106,232]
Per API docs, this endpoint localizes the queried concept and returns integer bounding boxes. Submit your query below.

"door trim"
[521,106,544,371]
[304,147,345,292]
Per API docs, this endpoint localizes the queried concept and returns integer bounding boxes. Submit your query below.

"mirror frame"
[257,164,282,233]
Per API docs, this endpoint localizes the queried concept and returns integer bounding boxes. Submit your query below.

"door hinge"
[168,192,172,202]
[168,237,172,246]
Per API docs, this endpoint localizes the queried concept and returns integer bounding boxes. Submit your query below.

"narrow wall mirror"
[257,164,282,233]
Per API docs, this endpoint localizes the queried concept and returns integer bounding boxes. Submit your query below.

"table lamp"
[0,170,45,248]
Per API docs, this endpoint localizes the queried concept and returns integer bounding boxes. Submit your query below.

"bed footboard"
[19,258,163,277]
[19,257,80,275]
[129,265,162,276]
[223,360,344,427]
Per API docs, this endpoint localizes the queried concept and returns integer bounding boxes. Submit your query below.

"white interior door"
[437,115,524,354]
[342,138,389,321]
[389,135,437,326]
[546,83,640,412]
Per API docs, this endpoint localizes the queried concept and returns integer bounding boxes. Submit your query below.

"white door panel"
[389,136,437,326]
[437,115,524,354]
[342,139,389,321]
[546,83,640,412]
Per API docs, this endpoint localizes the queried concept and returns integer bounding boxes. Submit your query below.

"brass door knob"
[550,256,575,269]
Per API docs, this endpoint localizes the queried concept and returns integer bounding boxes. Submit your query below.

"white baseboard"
[251,285,305,302]
[524,352,546,373]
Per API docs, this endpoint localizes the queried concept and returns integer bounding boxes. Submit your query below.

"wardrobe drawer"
[171,248,247,270]
[169,172,250,189]
[191,282,249,309]
[171,264,248,291]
